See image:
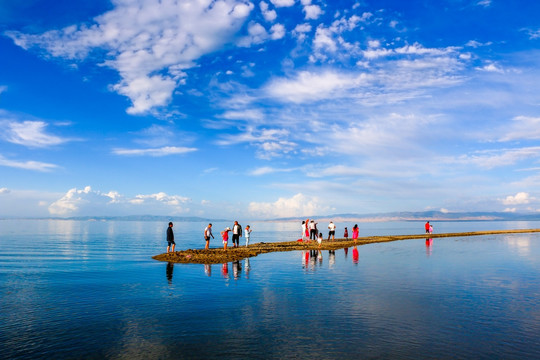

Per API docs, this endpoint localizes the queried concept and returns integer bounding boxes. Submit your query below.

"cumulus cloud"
[260,1,277,22]
[0,187,10,194]
[502,192,531,205]
[0,154,58,172]
[1,120,68,148]
[248,193,330,218]
[112,146,197,156]
[270,0,295,7]
[303,4,322,20]
[7,0,254,114]
[48,186,190,216]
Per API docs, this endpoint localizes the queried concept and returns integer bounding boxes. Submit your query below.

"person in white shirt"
[204,223,214,250]
[328,221,336,241]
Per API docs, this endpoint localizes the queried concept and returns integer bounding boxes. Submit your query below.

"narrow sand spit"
[152,229,540,264]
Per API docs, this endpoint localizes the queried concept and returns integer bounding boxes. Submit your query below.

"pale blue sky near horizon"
[1,0,540,219]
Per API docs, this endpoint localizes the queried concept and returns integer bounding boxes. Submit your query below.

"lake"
[1,219,540,359]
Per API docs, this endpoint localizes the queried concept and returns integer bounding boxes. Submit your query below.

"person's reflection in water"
[233,260,241,280]
[329,250,335,268]
[317,250,323,265]
[352,246,359,264]
[310,250,317,269]
[244,258,250,278]
[222,263,229,279]
[344,247,349,258]
[204,264,212,277]
[166,262,174,284]
[425,238,433,257]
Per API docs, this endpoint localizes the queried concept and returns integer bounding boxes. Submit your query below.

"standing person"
[309,220,317,240]
[429,224,434,234]
[221,227,231,250]
[328,221,336,241]
[317,232,323,248]
[232,221,242,248]
[344,227,349,240]
[245,225,252,246]
[166,222,175,253]
[204,223,214,250]
[352,224,359,243]
[425,221,430,234]
[305,219,310,240]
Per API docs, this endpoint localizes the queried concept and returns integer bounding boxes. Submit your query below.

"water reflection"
[352,246,359,264]
[425,238,433,257]
[204,264,212,277]
[166,262,174,284]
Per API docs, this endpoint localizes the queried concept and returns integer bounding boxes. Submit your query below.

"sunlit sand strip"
[152,229,540,264]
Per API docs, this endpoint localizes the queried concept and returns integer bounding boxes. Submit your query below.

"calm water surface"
[1,220,540,359]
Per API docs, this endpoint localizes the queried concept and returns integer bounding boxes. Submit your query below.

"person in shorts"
[328,221,336,241]
[166,222,175,253]
[204,223,214,250]
[221,227,231,250]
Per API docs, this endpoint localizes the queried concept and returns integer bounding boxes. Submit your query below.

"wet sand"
[152,229,540,264]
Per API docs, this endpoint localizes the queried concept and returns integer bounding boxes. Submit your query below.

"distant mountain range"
[3,211,540,222]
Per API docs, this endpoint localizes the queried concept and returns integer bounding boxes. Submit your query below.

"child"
[317,232,323,248]
[221,227,231,250]
[343,227,348,240]
[245,225,252,246]
[429,224,433,234]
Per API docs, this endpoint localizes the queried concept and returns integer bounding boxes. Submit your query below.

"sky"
[1,0,540,219]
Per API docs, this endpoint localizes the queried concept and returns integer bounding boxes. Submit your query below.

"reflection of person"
[204,223,214,250]
[425,221,430,234]
[166,262,174,283]
[222,263,229,278]
[329,250,335,268]
[344,227,349,240]
[352,224,359,242]
[245,225,252,246]
[204,264,212,277]
[328,221,336,241]
[166,222,175,253]
[233,260,241,279]
[221,227,231,250]
[244,258,251,277]
[352,246,359,264]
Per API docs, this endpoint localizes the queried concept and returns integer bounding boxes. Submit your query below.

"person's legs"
[205,240,209,250]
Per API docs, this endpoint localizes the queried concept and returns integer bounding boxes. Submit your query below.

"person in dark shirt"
[167,222,175,253]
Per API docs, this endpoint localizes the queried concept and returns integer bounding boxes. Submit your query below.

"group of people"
[301,219,360,247]
[218,221,252,250]
[167,221,253,252]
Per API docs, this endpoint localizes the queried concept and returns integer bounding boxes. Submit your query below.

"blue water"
[1,220,540,359]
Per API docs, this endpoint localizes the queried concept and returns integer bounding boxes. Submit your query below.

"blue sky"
[1,0,540,219]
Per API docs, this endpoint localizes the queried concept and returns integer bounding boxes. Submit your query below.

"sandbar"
[152,229,540,264]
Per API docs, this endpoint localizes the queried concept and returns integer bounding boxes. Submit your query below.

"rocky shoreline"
[152,229,540,264]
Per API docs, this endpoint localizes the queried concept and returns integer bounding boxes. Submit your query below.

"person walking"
[166,222,175,253]
[245,225,252,246]
[204,223,214,250]
[425,221,430,234]
[328,221,336,241]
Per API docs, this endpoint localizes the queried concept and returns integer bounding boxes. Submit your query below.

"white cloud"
[270,23,286,40]
[502,192,531,206]
[48,186,190,216]
[7,0,254,114]
[248,193,330,218]
[270,0,295,7]
[249,166,296,176]
[237,22,269,47]
[265,70,369,103]
[1,120,68,148]
[477,62,504,73]
[303,5,322,20]
[0,187,10,194]
[0,154,58,172]
[453,147,540,169]
[476,0,492,7]
[499,116,540,142]
[260,1,277,22]
[112,146,197,156]
[217,127,297,159]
